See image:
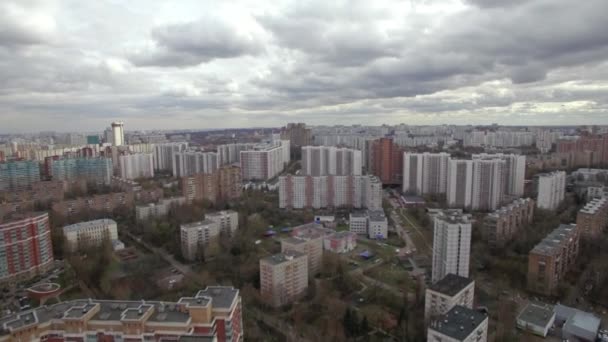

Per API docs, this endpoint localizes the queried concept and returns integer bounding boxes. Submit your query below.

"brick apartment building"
[0,286,242,342]
[370,138,405,185]
[483,198,535,248]
[576,197,608,238]
[528,224,579,296]
[182,166,242,204]
[51,192,135,218]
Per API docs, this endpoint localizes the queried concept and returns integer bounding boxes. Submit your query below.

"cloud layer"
[1,0,608,132]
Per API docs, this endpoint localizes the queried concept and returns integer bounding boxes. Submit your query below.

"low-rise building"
[323,231,357,254]
[0,286,243,342]
[180,219,220,261]
[555,304,601,342]
[63,219,118,251]
[424,274,475,323]
[206,210,239,237]
[516,302,556,337]
[259,251,308,308]
[349,212,369,235]
[527,224,579,296]
[427,305,488,342]
[348,209,388,239]
[282,225,324,276]
[52,192,135,217]
[484,198,535,248]
[576,197,608,238]
[135,196,186,222]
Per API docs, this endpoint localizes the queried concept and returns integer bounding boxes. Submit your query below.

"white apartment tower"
[431,211,472,283]
[154,142,188,171]
[536,171,566,210]
[403,152,450,195]
[447,159,473,208]
[111,121,125,146]
[301,146,362,176]
[119,153,154,180]
[473,153,525,197]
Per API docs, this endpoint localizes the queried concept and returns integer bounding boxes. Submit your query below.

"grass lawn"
[364,262,412,289]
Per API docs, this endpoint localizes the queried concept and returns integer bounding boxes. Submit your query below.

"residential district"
[1,123,608,341]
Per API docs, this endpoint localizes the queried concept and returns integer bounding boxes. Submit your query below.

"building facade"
[111,121,125,146]
[259,251,308,308]
[119,153,154,180]
[0,160,41,191]
[425,274,475,323]
[62,219,118,251]
[527,224,579,296]
[206,210,239,237]
[0,212,54,284]
[173,151,220,178]
[0,286,243,342]
[370,138,405,185]
[484,198,535,248]
[51,192,135,217]
[323,231,357,253]
[473,153,526,197]
[281,123,312,148]
[576,197,608,238]
[182,166,242,204]
[135,197,187,222]
[180,219,220,261]
[282,225,325,276]
[218,165,242,201]
[51,158,113,185]
[536,171,566,210]
[403,152,450,195]
[154,142,188,171]
[431,211,472,283]
[279,175,382,210]
[301,146,362,176]
[240,141,290,181]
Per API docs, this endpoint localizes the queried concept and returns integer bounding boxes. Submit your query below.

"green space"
[364,262,412,290]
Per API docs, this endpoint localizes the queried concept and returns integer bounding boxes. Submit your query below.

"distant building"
[63,219,118,251]
[135,196,186,222]
[0,286,243,342]
[282,225,324,276]
[576,197,608,238]
[0,160,41,191]
[111,121,125,146]
[483,198,535,248]
[279,175,382,210]
[472,153,526,197]
[348,210,388,239]
[51,157,113,185]
[240,141,290,181]
[0,212,54,284]
[182,166,242,204]
[301,146,362,176]
[154,142,188,171]
[424,274,475,323]
[527,224,579,296]
[427,305,488,342]
[403,152,450,195]
[86,135,100,145]
[370,138,405,185]
[206,210,239,237]
[259,251,308,308]
[431,210,472,283]
[217,143,255,165]
[180,219,220,261]
[52,192,134,218]
[447,158,507,211]
[218,165,242,201]
[173,150,219,178]
[536,171,566,210]
[119,153,154,180]
[516,302,556,337]
[323,231,357,253]
[280,123,312,148]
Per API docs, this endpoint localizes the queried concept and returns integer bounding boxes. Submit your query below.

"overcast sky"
[1,0,608,133]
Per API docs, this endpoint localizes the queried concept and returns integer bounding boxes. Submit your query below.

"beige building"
[135,196,186,222]
[260,251,308,308]
[424,274,475,323]
[180,219,220,261]
[281,225,324,276]
[427,305,488,342]
[62,219,118,251]
[206,210,239,237]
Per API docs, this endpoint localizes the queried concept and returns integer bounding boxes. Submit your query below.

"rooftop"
[517,302,555,328]
[181,219,216,229]
[196,286,239,309]
[432,210,471,224]
[531,224,577,256]
[580,198,607,214]
[367,209,387,221]
[429,305,487,340]
[206,210,237,218]
[63,219,116,233]
[429,274,474,296]
[260,251,307,265]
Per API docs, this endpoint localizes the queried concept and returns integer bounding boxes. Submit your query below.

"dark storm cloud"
[130,17,265,67]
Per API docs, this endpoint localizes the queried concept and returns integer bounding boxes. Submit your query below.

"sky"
[1,0,608,133]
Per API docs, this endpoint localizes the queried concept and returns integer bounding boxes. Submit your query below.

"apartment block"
[51,157,113,185]
[182,173,219,204]
[154,142,188,171]
[119,153,154,180]
[427,305,488,342]
[527,224,579,296]
[282,225,324,276]
[62,219,118,251]
[432,211,472,283]
[259,251,309,308]
[403,152,450,195]
[281,122,312,148]
[240,141,290,181]
[576,197,608,238]
[217,143,256,165]
[323,231,357,253]
[370,138,405,185]
[135,196,186,222]
[425,274,475,323]
[447,159,473,209]
[473,153,526,197]
[0,160,41,191]
[536,171,566,210]
[180,219,220,261]
[447,158,506,211]
[348,210,388,239]
[218,165,242,200]
[206,210,239,236]
[0,286,242,342]
[173,150,220,178]
[51,192,135,217]
[484,198,535,248]
[0,212,54,284]
[301,146,362,176]
[279,175,382,210]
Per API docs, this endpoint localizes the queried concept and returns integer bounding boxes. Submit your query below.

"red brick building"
[371,138,405,185]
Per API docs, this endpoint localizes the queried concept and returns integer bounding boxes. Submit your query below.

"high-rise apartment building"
[370,138,405,185]
[431,211,472,283]
[301,146,362,176]
[218,165,242,200]
[446,159,473,209]
[182,166,242,204]
[576,197,608,238]
[180,219,220,261]
[0,160,41,191]
[154,142,188,171]
[119,153,154,180]
[447,158,505,211]
[472,153,526,197]
[62,219,118,251]
[403,152,450,195]
[217,143,255,165]
[0,286,243,342]
[528,224,579,296]
[280,123,312,148]
[111,121,125,146]
[424,274,475,323]
[240,141,290,181]
[427,306,488,342]
[51,157,113,185]
[279,175,382,210]
[484,198,535,248]
[260,251,309,308]
[536,171,566,210]
[173,151,219,178]
[0,212,54,284]
[206,210,239,237]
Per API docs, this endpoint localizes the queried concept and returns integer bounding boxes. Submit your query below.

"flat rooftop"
[432,210,471,224]
[429,274,474,296]
[181,219,215,229]
[63,219,116,233]
[367,210,387,221]
[260,251,306,265]
[517,302,555,328]
[197,286,240,309]
[531,224,577,256]
[429,305,487,340]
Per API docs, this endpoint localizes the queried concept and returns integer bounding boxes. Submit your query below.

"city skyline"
[2,0,608,133]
